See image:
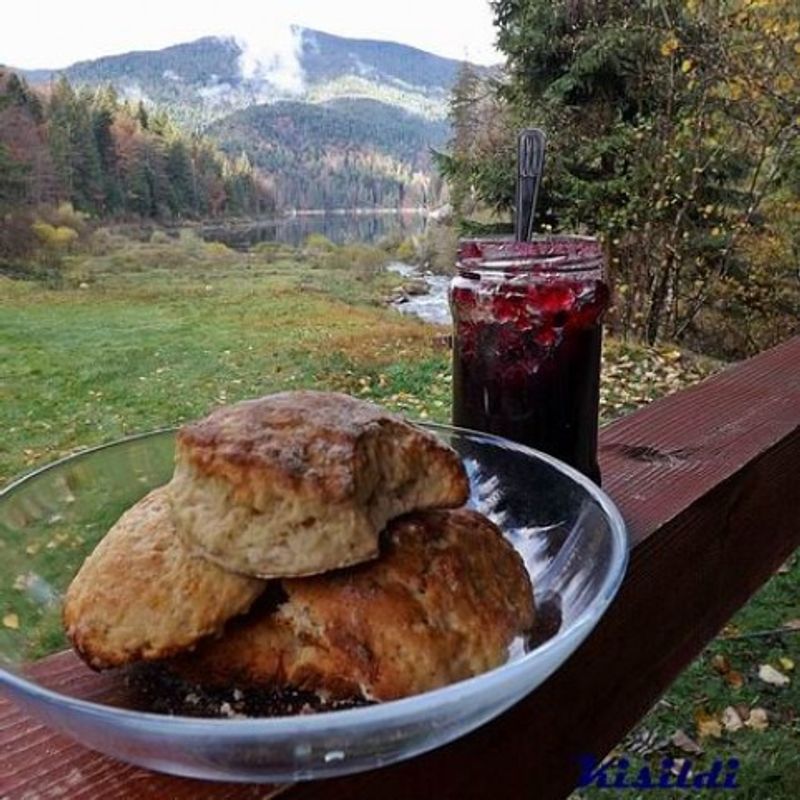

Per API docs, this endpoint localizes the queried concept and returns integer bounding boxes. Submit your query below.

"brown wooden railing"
[2,336,799,799]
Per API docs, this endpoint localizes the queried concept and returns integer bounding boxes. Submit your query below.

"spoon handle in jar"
[515,128,546,242]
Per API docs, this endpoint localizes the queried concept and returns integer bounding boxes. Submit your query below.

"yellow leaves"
[779,657,795,672]
[694,708,722,739]
[728,81,744,101]
[695,705,772,737]
[743,0,768,7]
[2,613,19,630]
[784,20,800,39]
[31,222,79,250]
[681,59,694,74]
[746,708,769,731]
[661,35,680,57]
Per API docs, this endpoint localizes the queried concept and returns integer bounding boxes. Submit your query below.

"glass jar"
[450,236,609,483]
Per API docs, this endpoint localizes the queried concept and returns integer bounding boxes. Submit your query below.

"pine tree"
[448,0,800,347]
[165,138,197,215]
[47,77,77,201]
[0,143,28,208]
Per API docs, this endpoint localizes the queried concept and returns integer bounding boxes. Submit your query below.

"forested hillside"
[0,70,272,219]
[0,70,273,265]
[209,99,448,209]
[11,28,470,211]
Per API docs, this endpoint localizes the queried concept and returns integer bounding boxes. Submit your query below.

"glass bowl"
[0,425,628,782]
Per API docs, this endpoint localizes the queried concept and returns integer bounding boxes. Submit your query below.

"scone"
[169,508,534,701]
[168,391,470,578]
[63,486,265,670]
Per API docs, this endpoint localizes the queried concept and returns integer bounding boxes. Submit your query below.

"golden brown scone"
[63,486,265,670]
[169,391,470,578]
[169,508,534,701]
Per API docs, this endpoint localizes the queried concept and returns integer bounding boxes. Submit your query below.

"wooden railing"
[2,336,799,800]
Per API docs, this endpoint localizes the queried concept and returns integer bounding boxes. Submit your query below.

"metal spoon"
[515,128,547,242]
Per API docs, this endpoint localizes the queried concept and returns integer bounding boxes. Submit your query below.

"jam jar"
[450,236,609,483]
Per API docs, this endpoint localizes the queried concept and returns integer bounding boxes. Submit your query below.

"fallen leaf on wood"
[2,613,19,630]
[711,654,731,675]
[722,706,744,732]
[695,709,722,739]
[779,657,795,672]
[724,670,744,689]
[745,708,769,731]
[734,703,751,722]
[758,664,791,687]
[671,729,703,754]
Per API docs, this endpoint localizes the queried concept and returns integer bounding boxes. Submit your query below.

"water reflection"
[200,211,428,250]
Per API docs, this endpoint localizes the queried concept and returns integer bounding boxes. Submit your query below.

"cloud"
[232,13,305,95]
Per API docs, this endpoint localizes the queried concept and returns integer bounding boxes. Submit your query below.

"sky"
[1,0,501,70]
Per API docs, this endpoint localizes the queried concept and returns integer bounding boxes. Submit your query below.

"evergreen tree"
[445,0,800,348]
[0,143,28,208]
[165,139,197,214]
[47,77,77,200]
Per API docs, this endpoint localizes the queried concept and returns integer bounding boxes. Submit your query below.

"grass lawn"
[1,233,797,796]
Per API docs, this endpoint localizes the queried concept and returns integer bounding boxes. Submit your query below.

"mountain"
[15,28,478,210]
[209,98,449,209]
[18,28,469,126]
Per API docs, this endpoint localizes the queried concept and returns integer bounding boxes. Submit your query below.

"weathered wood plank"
[0,655,288,799]
[1,336,799,800]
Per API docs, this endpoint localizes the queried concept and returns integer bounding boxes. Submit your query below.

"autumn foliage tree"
[0,70,274,227]
[442,0,800,356]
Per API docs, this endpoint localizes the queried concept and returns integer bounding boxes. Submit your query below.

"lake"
[200,210,429,249]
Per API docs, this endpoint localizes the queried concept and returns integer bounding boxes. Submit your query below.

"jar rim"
[457,235,604,274]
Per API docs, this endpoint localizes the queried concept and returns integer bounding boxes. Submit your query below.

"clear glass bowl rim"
[0,423,628,736]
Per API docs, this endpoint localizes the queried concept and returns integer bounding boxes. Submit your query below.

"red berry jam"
[450,236,608,483]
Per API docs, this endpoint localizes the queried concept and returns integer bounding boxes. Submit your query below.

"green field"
[1,234,797,796]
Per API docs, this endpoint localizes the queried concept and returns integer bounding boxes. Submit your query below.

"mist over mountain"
[15,28,477,210]
[19,28,469,123]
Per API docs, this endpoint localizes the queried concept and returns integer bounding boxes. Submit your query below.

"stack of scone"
[64,391,534,705]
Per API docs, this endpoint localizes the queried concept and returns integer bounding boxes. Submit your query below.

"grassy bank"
[1,232,796,796]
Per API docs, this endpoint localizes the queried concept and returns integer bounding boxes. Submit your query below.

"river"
[387,263,451,326]
[201,210,452,326]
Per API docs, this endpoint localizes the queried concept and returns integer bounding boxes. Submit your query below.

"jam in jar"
[450,236,609,483]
